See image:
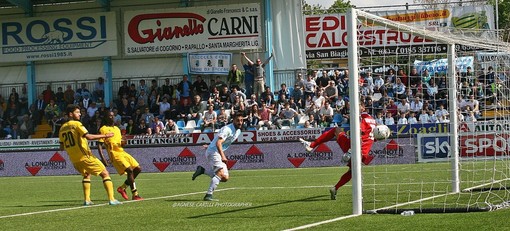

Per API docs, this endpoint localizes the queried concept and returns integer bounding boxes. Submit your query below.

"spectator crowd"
[0,58,505,140]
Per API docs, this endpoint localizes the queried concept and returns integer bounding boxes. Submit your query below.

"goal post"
[346,6,510,215]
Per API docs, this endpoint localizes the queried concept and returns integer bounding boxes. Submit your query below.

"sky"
[306,0,412,10]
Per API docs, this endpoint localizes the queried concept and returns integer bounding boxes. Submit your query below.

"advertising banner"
[188,52,232,75]
[124,3,262,56]
[413,56,473,75]
[0,12,117,62]
[305,5,495,59]
[0,138,415,177]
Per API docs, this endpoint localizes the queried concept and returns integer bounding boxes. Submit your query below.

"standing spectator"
[93,77,105,102]
[177,75,192,106]
[229,86,247,104]
[241,52,274,97]
[64,84,75,107]
[42,85,55,104]
[76,83,90,101]
[303,74,317,100]
[138,79,148,95]
[192,75,209,101]
[33,94,46,124]
[86,102,99,118]
[149,79,160,96]
[227,64,243,90]
[55,86,65,111]
[241,56,255,97]
[19,85,29,115]
[161,78,174,100]
[295,73,306,90]
[117,80,130,99]
[135,119,149,135]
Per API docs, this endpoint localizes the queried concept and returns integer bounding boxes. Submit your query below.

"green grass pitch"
[1,165,510,230]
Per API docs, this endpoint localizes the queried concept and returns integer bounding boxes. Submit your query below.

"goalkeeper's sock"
[102,177,115,201]
[311,128,336,148]
[131,182,138,196]
[336,132,350,153]
[334,170,352,190]
[82,179,91,202]
[207,175,221,195]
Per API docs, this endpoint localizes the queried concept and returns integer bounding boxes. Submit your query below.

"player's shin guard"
[311,128,336,148]
[207,175,221,195]
[82,179,91,202]
[102,177,115,201]
[334,170,352,190]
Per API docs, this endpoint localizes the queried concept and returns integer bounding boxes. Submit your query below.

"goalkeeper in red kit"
[300,103,376,200]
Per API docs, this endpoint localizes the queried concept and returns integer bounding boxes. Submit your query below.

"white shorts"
[206,150,229,177]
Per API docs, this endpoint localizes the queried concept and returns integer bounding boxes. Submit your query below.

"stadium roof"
[0,0,109,13]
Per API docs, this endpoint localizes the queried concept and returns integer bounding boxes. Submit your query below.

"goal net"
[345,6,510,214]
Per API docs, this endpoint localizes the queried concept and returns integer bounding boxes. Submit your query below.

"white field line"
[0,186,326,219]
[283,214,362,231]
[0,188,235,219]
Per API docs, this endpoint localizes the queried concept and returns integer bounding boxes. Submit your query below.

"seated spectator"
[141,107,155,128]
[44,99,61,123]
[318,101,334,127]
[465,110,477,123]
[260,86,274,103]
[277,83,290,100]
[258,102,274,129]
[418,109,429,124]
[188,95,206,123]
[435,104,449,119]
[324,80,338,103]
[375,111,384,125]
[125,119,136,135]
[19,114,34,139]
[277,102,299,128]
[247,104,261,129]
[149,116,164,135]
[216,107,230,129]
[393,78,407,100]
[397,113,408,125]
[156,96,171,119]
[291,84,304,108]
[397,98,410,116]
[384,112,395,125]
[164,119,179,134]
[410,97,423,113]
[306,114,318,128]
[408,111,418,124]
[428,110,438,123]
[201,105,217,131]
[135,119,149,135]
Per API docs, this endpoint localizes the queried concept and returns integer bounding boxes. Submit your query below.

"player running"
[191,112,244,201]
[299,103,376,200]
[98,111,143,201]
[59,104,122,206]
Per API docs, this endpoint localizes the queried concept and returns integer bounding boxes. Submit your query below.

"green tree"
[303,0,352,15]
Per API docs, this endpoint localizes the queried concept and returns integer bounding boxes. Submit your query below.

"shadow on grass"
[188,195,326,219]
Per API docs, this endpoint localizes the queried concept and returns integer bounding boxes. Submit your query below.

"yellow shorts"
[111,152,140,175]
[73,155,106,177]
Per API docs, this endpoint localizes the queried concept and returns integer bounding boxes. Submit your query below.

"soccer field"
[1,165,509,231]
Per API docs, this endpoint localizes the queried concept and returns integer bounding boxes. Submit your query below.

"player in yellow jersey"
[59,104,122,206]
[98,111,143,201]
